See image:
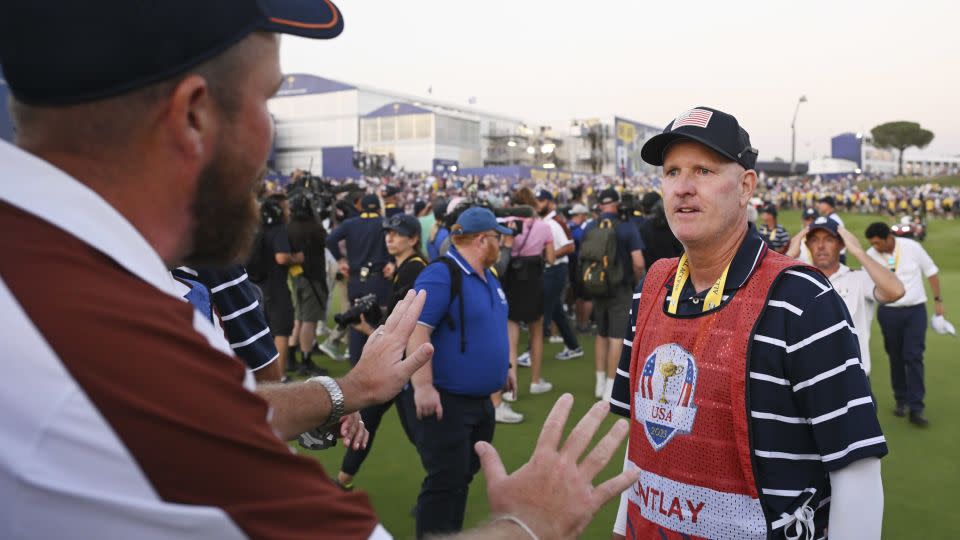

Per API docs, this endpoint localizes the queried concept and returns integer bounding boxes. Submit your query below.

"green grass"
[302,211,960,539]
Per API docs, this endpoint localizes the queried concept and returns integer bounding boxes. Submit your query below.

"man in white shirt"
[805,217,905,376]
[537,190,584,360]
[817,196,845,228]
[865,222,945,427]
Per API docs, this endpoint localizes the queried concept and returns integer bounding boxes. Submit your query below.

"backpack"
[426,256,466,353]
[423,255,504,353]
[244,229,268,283]
[579,218,623,297]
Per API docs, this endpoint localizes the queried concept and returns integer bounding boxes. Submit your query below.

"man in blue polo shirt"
[407,207,513,539]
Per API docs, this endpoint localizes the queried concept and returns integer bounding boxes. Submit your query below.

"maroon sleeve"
[0,202,379,540]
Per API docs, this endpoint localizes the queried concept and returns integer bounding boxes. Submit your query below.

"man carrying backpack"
[407,207,514,538]
[580,188,645,401]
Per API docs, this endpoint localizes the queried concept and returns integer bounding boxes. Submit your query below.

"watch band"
[309,376,345,427]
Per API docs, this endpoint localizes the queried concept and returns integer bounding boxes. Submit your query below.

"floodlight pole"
[790,95,808,175]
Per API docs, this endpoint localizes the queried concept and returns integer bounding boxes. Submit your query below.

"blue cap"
[0,0,343,105]
[802,207,819,220]
[452,207,512,236]
[807,216,841,240]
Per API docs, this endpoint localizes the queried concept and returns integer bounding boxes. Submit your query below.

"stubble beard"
[181,145,262,268]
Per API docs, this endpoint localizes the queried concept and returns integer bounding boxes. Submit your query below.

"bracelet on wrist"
[935,296,943,302]
[493,515,539,540]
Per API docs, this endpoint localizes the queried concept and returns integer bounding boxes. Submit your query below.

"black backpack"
[427,256,467,353]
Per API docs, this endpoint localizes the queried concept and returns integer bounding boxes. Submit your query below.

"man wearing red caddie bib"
[610,107,886,539]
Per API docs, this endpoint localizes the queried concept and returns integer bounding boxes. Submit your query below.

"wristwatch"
[935,296,943,303]
[309,376,345,427]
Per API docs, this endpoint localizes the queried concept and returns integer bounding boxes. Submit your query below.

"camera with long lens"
[334,293,382,328]
[442,199,535,233]
[286,173,361,222]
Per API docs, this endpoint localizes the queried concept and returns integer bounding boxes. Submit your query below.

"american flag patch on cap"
[672,109,713,130]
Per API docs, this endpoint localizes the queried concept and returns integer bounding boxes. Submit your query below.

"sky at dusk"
[280,0,958,162]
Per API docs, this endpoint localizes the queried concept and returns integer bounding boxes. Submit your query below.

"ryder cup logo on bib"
[635,344,699,451]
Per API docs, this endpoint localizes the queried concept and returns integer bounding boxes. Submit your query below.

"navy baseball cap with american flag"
[0,0,343,106]
[641,106,758,170]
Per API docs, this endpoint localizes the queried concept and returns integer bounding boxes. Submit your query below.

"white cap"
[570,204,590,215]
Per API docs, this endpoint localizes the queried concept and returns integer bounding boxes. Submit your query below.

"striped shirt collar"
[666,222,768,294]
[445,246,474,276]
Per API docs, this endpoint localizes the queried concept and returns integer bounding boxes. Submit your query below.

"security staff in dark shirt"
[382,184,404,218]
[335,213,426,490]
[326,194,390,363]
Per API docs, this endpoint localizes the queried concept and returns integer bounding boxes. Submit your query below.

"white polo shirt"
[867,237,938,308]
[544,211,572,267]
[827,265,877,375]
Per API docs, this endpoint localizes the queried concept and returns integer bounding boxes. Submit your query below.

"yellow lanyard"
[667,253,731,314]
[886,241,899,272]
[767,226,777,242]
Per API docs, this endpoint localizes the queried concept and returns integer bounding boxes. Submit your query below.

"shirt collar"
[0,140,183,298]
[446,246,474,276]
[665,222,767,294]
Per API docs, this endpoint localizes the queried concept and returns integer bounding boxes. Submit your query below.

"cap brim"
[260,0,344,39]
[806,224,841,240]
[640,131,741,168]
[494,224,514,235]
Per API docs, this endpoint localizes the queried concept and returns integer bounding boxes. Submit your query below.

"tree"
[870,121,934,176]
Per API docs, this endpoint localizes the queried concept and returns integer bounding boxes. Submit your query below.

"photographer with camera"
[326,194,391,364]
[286,192,330,376]
[335,213,427,490]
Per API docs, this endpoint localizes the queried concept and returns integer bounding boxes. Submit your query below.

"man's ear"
[163,74,217,162]
[739,168,758,206]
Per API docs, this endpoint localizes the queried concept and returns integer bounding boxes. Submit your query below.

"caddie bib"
[625,249,804,540]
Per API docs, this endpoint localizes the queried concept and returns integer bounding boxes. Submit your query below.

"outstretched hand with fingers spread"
[475,394,639,539]
[339,290,434,411]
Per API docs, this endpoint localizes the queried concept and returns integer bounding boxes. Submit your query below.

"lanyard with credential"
[886,241,900,272]
[667,253,731,314]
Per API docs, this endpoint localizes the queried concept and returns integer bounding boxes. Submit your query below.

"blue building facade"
[830,133,863,168]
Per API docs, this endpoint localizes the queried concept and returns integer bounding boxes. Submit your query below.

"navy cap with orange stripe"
[0,0,343,106]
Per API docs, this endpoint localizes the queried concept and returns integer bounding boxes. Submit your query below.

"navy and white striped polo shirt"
[173,265,277,372]
[610,224,887,538]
